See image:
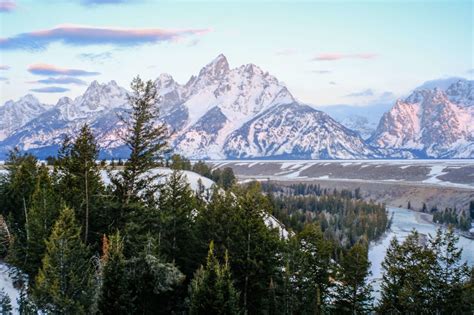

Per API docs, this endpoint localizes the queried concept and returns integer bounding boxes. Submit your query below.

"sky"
[0,0,472,107]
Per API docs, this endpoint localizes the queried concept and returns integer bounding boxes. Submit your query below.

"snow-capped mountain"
[369,80,474,158]
[224,103,378,159]
[0,94,51,141]
[0,56,472,160]
[0,81,129,157]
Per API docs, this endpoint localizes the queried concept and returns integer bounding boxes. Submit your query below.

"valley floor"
[208,159,474,210]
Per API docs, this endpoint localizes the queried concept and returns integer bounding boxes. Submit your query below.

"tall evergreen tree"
[378,231,435,313]
[2,150,40,272]
[196,183,282,314]
[112,76,168,206]
[334,242,373,313]
[34,206,94,314]
[124,235,185,314]
[98,232,129,315]
[429,228,470,313]
[291,223,333,314]
[158,170,199,277]
[188,241,240,315]
[57,124,104,245]
[24,165,61,278]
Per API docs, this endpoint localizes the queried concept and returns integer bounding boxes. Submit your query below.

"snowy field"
[209,159,474,189]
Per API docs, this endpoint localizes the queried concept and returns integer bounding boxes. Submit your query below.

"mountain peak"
[198,54,230,80]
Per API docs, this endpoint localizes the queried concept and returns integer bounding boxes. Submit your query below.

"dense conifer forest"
[0,78,472,314]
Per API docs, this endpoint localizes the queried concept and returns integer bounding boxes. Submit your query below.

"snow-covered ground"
[368,207,474,301]
[0,262,21,311]
[99,167,215,191]
[209,159,474,189]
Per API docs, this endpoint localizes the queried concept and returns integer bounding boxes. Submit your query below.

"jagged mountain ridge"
[369,82,474,158]
[0,55,472,159]
[0,54,378,159]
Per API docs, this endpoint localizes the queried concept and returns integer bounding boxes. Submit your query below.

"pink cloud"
[312,53,378,61]
[0,1,16,13]
[1,24,212,50]
[28,64,100,76]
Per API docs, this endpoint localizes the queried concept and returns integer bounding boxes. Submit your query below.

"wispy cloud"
[0,76,8,81]
[0,0,16,13]
[28,64,100,76]
[30,86,70,93]
[467,69,474,74]
[275,49,298,56]
[28,76,87,85]
[0,65,10,70]
[78,51,113,63]
[0,24,211,51]
[345,89,374,97]
[312,53,378,61]
[329,81,336,85]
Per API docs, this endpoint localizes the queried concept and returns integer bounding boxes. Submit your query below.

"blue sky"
[0,0,472,106]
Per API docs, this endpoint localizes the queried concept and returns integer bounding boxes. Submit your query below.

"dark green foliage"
[33,206,94,314]
[378,228,472,313]
[192,161,212,179]
[112,76,168,205]
[433,207,472,231]
[169,154,192,170]
[188,241,240,315]
[266,183,388,248]
[195,182,282,314]
[379,231,435,313]
[334,242,373,313]
[0,289,13,314]
[24,165,61,278]
[287,224,333,313]
[56,124,105,246]
[158,170,199,278]
[0,215,10,258]
[429,228,471,313]
[210,167,236,190]
[98,232,129,315]
[122,237,185,314]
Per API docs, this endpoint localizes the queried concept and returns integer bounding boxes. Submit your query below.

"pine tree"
[124,235,185,313]
[0,215,11,258]
[0,289,13,315]
[196,182,283,314]
[34,206,94,314]
[24,165,61,278]
[189,241,240,315]
[158,170,199,277]
[98,232,130,315]
[2,150,40,273]
[334,242,373,313]
[291,223,333,314]
[429,228,470,313]
[57,124,104,245]
[378,231,436,313]
[112,76,168,206]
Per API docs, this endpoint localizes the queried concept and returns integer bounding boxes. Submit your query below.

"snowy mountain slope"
[224,102,379,159]
[369,82,474,158]
[0,56,472,160]
[0,94,51,141]
[0,81,129,157]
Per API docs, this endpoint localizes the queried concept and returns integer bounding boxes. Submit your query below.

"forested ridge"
[0,77,472,314]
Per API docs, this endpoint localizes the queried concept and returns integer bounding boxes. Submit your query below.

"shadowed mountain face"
[0,55,472,159]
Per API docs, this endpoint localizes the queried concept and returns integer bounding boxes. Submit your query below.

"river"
[368,207,474,300]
